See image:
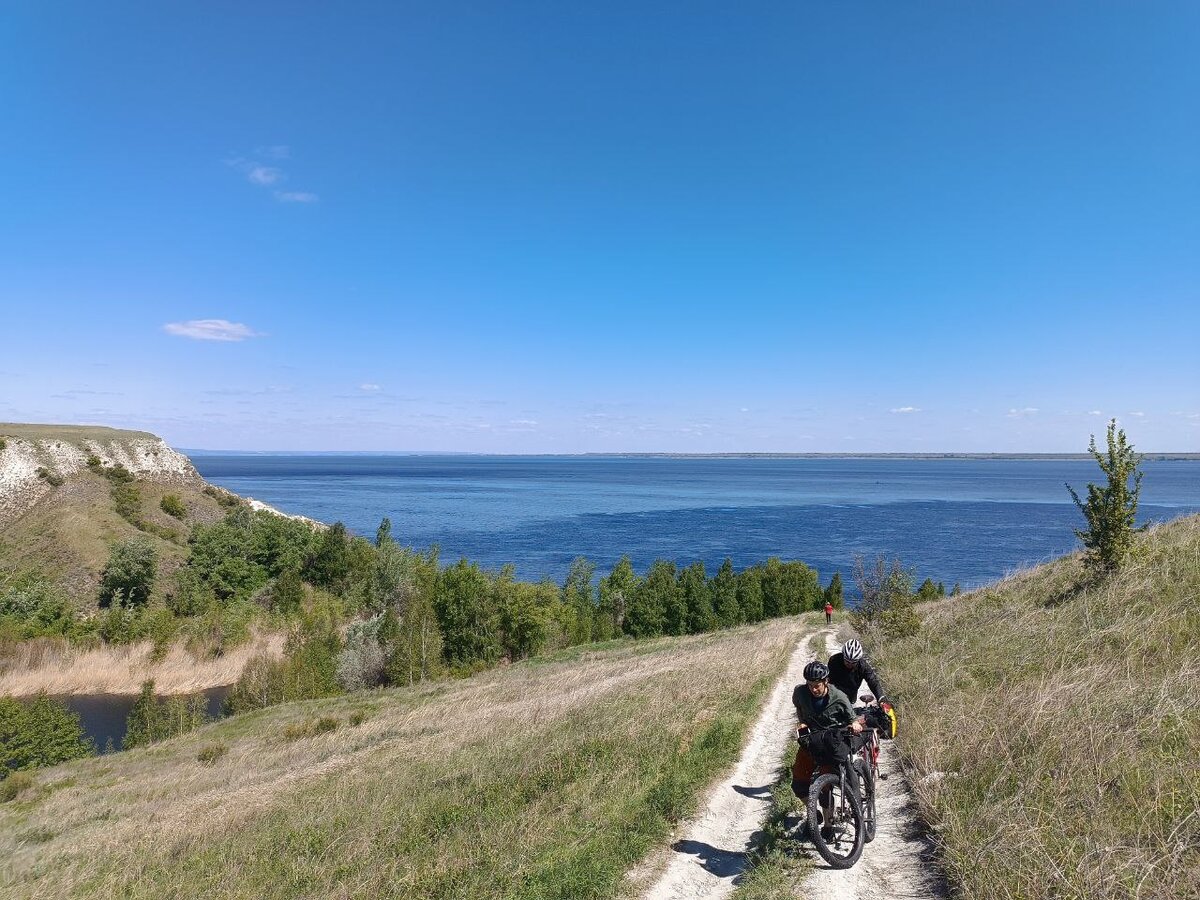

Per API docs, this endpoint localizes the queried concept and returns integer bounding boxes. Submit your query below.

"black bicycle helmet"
[803,661,829,681]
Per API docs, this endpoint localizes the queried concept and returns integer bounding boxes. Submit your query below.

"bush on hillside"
[336,614,390,691]
[0,695,94,776]
[850,555,920,639]
[1067,419,1146,572]
[224,602,343,714]
[35,467,65,487]
[159,494,187,519]
[98,538,158,608]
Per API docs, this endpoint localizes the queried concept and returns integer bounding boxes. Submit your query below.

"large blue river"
[191,455,1200,590]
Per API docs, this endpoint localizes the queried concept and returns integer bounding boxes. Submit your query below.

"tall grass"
[0,630,284,696]
[876,514,1200,900]
[0,616,810,898]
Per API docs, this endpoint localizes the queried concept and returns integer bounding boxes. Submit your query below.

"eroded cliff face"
[0,429,198,527]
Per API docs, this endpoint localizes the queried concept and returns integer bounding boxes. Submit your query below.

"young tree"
[0,695,94,773]
[98,538,158,607]
[563,556,596,646]
[1066,419,1146,572]
[824,572,845,609]
[712,558,741,628]
[851,555,919,638]
[680,561,716,634]
[737,567,765,623]
[597,556,638,639]
[433,559,498,667]
[625,560,676,638]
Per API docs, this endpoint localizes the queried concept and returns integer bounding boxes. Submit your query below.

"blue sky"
[2,2,1197,452]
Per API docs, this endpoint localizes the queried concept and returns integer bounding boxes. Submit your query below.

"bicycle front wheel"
[807,772,865,869]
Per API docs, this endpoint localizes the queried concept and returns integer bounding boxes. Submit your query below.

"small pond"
[52,685,232,753]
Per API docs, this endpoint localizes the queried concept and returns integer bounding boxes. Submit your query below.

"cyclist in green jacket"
[792,661,866,839]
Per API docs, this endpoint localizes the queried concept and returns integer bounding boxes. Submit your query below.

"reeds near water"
[0,631,285,696]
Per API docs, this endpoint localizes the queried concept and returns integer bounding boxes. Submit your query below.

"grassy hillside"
[876,513,1199,900]
[0,423,234,606]
[1,615,814,899]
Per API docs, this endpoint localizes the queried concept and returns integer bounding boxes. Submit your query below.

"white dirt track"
[639,626,945,900]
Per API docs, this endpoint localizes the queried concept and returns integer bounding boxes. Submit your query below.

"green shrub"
[0,438,7,452]
[223,603,343,714]
[315,716,340,734]
[110,482,142,527]
[203,485,241,510]
[0,770,34,802]
[1067,419,1146,572]
[122,681,210,750]
[850,555,921,639]
[196,743,227,765]
[98,538,157,607]
[35,467,65,488]
[0,695,94,775]
[160,494,186,519]
[349,711,366,727]
[85,453,102,469]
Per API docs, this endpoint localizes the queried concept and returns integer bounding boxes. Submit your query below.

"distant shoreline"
[182,449,1200,461]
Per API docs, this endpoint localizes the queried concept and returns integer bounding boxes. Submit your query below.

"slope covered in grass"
[876,514,1199,900]
[1,615,814,899]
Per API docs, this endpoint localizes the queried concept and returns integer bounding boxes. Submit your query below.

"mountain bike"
[796,715,880,869]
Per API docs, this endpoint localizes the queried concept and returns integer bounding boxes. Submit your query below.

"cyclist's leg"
[792,744,816,798]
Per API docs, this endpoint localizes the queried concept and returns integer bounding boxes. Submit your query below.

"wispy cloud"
[1088,409,1103,416]
[226,148,317,203]
[359,383,381,392]
[274,190,319,203]
[1007,407,1039,417]
[890,406,920,414]
[1128,411,1145,417]
[163,319,263,342]
[246,165,282,186]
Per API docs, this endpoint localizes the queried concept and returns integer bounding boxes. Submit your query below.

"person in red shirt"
[824,600,833,624]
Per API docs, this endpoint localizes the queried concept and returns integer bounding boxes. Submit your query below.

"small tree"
[824,572,844,609]
[850,555,919,639]
[1066,419,1145,572]
[98,538,158,608]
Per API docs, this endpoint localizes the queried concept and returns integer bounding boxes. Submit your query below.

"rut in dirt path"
[640,624,828,900]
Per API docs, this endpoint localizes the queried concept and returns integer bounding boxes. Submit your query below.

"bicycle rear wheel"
[855,757,877,843]
[807,772,865,869]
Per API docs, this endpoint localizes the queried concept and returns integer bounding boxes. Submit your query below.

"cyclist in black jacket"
[827,639,886,704]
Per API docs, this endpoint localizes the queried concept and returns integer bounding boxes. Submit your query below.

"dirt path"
[639,626,945,900]
[640,624,825,900]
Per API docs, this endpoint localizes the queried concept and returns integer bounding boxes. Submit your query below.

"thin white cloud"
[1007,407,1039,417]
[246,165,282,186]
[359,383,381,392]
[274,191,318,203]
[163,319,263,342]
[1128,411,1145,417]
[1088,410,1103,416]
[890,406,920,414]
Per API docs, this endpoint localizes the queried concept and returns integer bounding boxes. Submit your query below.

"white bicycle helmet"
[842,639,864,662]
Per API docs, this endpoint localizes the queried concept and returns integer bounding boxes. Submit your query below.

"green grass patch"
[874,514,1200,900]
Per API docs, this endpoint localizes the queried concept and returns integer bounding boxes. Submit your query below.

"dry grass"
[0,616,812,899]
[876,513,1200,900]
[0,630,285,696]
